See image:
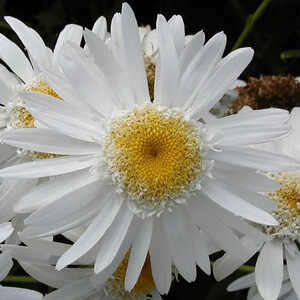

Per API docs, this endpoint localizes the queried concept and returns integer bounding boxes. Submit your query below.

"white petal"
[59,42,117,117]
[187,195,246,259]
[43,278,99,300]
[180,30,205,73]
[207,147,300,172]
[56,196,123,270]
[162,208,197,282]
[0,252,13,281]
[203,178,278,225]
[24,178,106,227]
[0,286,42,300]
[168,15,185,56]
[149,218,172,294]
[155,14,179,107]
[53,24,82,66]
[95,205,134,273]
[228,273,256,292]
[191,47,254,118]
[121,3,149,104]
[213,161,280,193]
[2,128,101,155]
[0,222,13,242]
[0,33,34,82]
[214,236,263,281]
[0,155,97,178]
[125,218,153,291]
[21,91,103,142]
[285,242,300,300]
[83,29,134,109]
[20,261,92,289]
[190,226,211,275]
[214,108,289,129]
[15,169,99,213]
[92,16,107,40]
[5,17,51,70]
[255,240,283,300]
[181,32,226,107]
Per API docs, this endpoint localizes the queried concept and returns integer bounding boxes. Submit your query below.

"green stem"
[232,0,272,51]
[3,276,38,283]
[280,49,300,61]
[238,264,255,273]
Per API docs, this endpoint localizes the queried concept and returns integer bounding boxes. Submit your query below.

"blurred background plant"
[1,0,300,299]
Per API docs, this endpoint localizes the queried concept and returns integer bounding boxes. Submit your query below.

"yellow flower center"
[10,80,61,160]
[106,252,155,299]
[104,105,204,215]
[266,172,300,238]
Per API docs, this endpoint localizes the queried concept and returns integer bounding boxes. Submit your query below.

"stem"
[238,264,255,273]
[3,276,38,283]
[280,49,300,61]
[232,0,272,51]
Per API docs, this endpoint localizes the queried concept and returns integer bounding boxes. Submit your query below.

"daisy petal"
[180,30,205,73]
[15,170,99,213]
[181,32,226,106]
[191,47,254,118]
[2,128,101,155]
[95,205,134,273]
[203,178,278,225]
[214,236,263,281]
[285,242,300,299]
[168,15,185,56]
[162,208,197,282]
[121,3,149,104]
[20,262,91,289]
[53,24,82,65]
[207,147,300,172]
[0,33,34,83]
[92,16,107,40]
[150,218,172,294]
[0,222,13,243]
[0,286,42,300]
[255,240,283,300]
[0,252,13,281]
[0,155,97,178]
[5,16,51,69]
[155,14,179,107]
[24,178,105,227]
[125,218,153,291]
[56,196,123,270]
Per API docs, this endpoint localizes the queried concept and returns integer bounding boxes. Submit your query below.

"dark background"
[1,0,300,299]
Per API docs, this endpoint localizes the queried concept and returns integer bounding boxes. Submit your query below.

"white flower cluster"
[0,3,298,300]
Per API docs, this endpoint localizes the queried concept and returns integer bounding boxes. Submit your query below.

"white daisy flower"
[0,17,84,277]
[2,239,162,300]
[0,286,43,300]
[0,2,298,295]
[213,108,300,300]
[228,271,298,300]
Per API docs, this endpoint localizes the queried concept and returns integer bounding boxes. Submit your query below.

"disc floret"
[104,104,207,217]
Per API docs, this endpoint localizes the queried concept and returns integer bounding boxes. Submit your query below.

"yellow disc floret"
[104,104,204,216]
[10,79,61,160]
[266,172,300,239]
[106,252,155,300]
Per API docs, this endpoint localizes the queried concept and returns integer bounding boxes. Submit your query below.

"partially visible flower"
[0,17,84,282]
[230,75,300,113]
[213,108,300,300]
[2,239,163,300]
